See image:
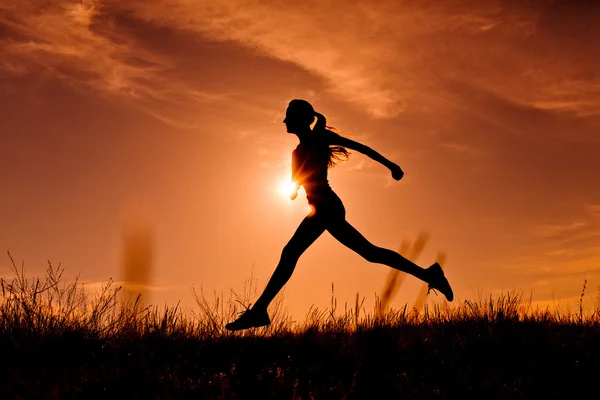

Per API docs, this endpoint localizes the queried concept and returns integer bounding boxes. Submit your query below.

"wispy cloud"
[533,80,600,117]
[81,279,187,293]
[0,0,234,128]
[586,204,600,218]
[440,142,482,156]
[112,0,600,125]
[3,0,599,129]
[508,204,600,292]
[533,221,588,238]
[1,1,159,95]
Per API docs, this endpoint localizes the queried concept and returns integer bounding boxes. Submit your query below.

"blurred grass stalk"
[120,208,154,308]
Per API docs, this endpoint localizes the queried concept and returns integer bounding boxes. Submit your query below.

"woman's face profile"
[283,107,300,133]
[283,105,313,134]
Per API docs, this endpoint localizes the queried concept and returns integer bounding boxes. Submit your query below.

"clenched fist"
[390,163,404,181]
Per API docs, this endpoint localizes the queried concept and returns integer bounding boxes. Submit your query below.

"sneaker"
[426,262,454,302]
[225,307,271,331]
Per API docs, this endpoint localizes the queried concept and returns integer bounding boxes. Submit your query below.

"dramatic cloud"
[1,1,158,95]
[3,0,599,127]
[110,0,600,124]
[0,0,234,128]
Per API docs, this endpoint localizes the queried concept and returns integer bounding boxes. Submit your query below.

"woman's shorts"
[307,190,346,221]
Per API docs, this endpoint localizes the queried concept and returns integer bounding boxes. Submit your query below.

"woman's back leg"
[326,218,427,281]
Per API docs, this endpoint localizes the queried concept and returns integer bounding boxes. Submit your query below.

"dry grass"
[1,252,599,398]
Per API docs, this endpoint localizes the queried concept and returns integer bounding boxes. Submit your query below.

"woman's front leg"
[253,214,326,310]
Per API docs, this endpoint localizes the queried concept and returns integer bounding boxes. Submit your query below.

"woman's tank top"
[292,135,332,203]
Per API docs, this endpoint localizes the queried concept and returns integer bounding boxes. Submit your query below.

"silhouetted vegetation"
[1,253,598,399]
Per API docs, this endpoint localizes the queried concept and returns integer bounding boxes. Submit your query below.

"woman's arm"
[328,133,404,180]
[290,150,300,200]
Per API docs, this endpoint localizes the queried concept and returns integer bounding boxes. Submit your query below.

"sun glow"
[277,179,297,200]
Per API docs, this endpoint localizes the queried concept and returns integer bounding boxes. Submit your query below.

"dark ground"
[2,320,598,399]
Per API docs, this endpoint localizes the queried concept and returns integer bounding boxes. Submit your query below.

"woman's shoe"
[426,262,454,302]
[225,307,271,331]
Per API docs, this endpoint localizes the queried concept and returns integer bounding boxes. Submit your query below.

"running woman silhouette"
[226,99,453,331]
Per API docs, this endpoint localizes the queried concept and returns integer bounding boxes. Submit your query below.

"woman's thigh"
[282,214,327,258]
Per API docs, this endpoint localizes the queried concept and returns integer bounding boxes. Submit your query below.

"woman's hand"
[390,163,404,181]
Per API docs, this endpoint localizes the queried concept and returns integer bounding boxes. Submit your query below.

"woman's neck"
[295,128,312,142]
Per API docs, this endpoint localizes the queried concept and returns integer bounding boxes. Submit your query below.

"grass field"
[1,255,599,399]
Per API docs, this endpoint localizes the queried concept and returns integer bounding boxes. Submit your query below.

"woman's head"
[284,99,315,133]
[284,99,350,168]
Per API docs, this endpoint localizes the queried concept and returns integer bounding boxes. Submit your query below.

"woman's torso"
[293,136,333,203]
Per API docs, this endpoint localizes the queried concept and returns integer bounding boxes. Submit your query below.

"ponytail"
[314,112,327,133]
[312,112,350,168]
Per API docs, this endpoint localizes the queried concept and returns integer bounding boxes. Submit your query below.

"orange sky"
[1,0,600,318]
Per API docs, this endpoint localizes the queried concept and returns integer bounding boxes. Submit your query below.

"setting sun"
[277,179,297,200]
